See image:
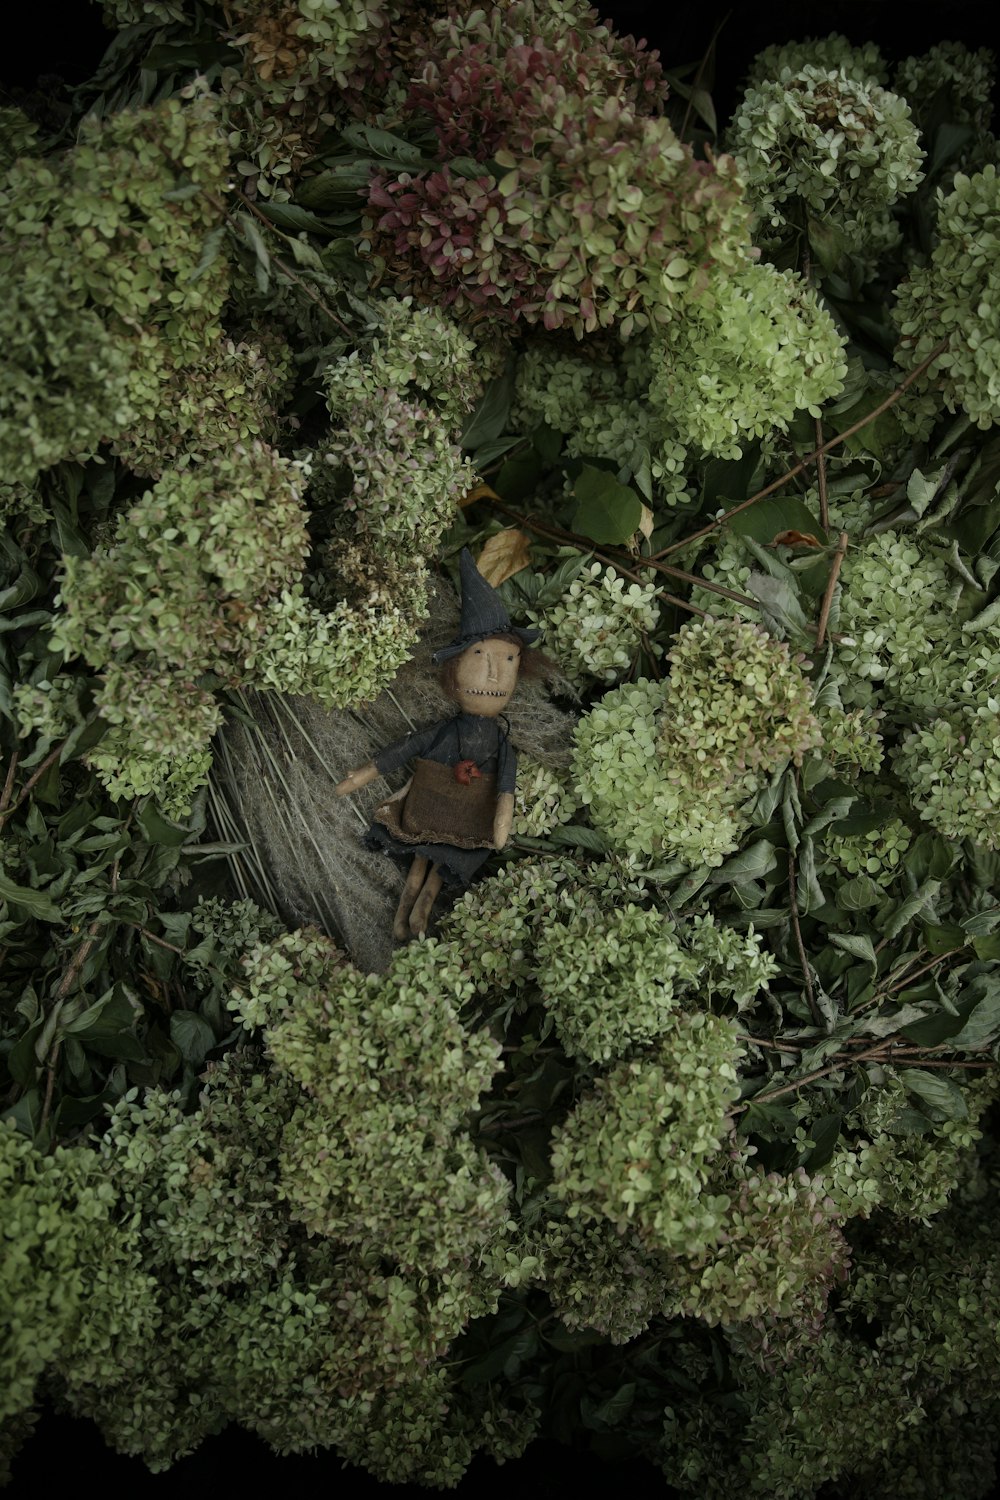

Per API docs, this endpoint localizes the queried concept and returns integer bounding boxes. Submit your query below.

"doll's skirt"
[363,822,494,887]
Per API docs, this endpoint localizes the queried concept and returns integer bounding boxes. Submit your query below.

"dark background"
[4,1,999,1495]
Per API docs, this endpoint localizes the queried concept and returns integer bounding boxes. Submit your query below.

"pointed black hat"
[431,547,541,665]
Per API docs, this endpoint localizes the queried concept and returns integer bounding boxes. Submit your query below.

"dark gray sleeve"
[497,738,517,795]
[373,723,443,777]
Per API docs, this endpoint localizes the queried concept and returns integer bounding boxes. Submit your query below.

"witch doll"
[335,548,545,941]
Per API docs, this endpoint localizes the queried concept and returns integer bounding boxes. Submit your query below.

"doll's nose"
[486,652,497,681]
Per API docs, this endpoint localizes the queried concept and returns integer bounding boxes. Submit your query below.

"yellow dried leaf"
[476,529,532,587]
[460,481,502,510]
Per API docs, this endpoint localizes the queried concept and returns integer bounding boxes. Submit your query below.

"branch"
[0,741,66,825]
[0,748,18,814]
[815,416,830,532]
[787,846,822,1026]
[815,530,848,648]
[652,339,950,560]
[226,189,354,338]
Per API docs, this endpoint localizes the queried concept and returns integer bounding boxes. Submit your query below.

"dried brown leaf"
[476,528,532,586]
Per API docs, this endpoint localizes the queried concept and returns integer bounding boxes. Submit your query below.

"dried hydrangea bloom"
[729,64,923,253]
[894,165,1000,433]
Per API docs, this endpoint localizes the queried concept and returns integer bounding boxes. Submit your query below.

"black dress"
[363,712,517,887]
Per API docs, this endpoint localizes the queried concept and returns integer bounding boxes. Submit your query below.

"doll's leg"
[409,863,444,936]
[393,854,429,942]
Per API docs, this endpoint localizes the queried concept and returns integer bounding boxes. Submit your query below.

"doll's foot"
[393,855,429,941]
[409,867,444,936]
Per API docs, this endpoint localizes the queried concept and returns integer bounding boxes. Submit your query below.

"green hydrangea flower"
[648,263,849,460]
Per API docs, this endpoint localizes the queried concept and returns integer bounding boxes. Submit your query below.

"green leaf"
[906,467,943,518]
[921,922,966,956]
[142,39,239,71]
[898,1068,968,1122]
[801,1112,841,1170]
[0,871,63,923]
[729,496,826,547]
[838,874,882,910]
[828,933,877,971]
[548,824,608,854]
[708,841,777,885]
[972,933,1000,961]
[137,800,192,847]
[962,595,1000,634]
[745,571,811,641]
[571,466,642,544]
[170,1012,216,1067]
[257,202,332,236]
[583,1383,637,1430]
[461,366,515,449]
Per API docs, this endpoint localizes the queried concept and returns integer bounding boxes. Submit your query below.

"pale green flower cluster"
[323,385,476,556]
[894,165,1000,431]
[664,1191,1000,1500]
[550,1014,743,1253]
[235,933,511,1277]
[573,619,820,866]
[227,0,388,100]
[0,1125,120,1425]
[534,902,776,1064]
[745,35,888,90]
[827,1074,999,1221]
[11,675,80,747]
[665,1160,849,1328]
[526,561,661,687]
[729,65,924,253]
[327,296,482,434]
[0,99,235,489]
[535,903,698,1062]
[823,817,911,888]
[814,697,885,777]
[894,42,996,134]
[511,338,656,472]
[510,757,580,839]
[661,616,822,787]
[246,583,423,708]
[572,678,749,864]
[895,709,1000,849]
[534,1213,675,1343]
[833,533,958,710]
[648,263,849,460]
[0,107,39,171]
[85,666,222,818]
[50,445,309,812]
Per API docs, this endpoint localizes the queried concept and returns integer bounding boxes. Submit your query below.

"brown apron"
[372,758,497,850]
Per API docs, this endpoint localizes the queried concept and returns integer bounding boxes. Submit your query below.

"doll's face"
[453,637,520,716]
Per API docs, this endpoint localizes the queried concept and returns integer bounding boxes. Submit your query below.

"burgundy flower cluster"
[365,2,750,337]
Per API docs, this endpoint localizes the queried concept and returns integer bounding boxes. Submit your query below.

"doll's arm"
[335,763,379,796]
[493,791,515,849]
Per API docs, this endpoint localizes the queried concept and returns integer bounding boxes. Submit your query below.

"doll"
[335,548,544,941]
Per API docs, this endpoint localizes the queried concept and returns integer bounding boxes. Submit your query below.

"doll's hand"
[493,791,515,849]
[335,763,379,796]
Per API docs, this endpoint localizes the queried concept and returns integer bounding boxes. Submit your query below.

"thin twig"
[227,189,354,337]
[815,531,848,649]
[0,741,66,825]
[0,748,19,814]
[787,848,822,1026]
[652,339,950,560]
[122,922,186,956]
[887,946,967,995]
[815,417,830,532]
[735,1036,991,1114]
[489,500,740,617]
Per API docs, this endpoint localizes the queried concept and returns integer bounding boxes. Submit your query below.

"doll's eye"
[507,655,514,661]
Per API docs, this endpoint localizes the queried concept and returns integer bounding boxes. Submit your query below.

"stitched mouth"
[463,688,507,697]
